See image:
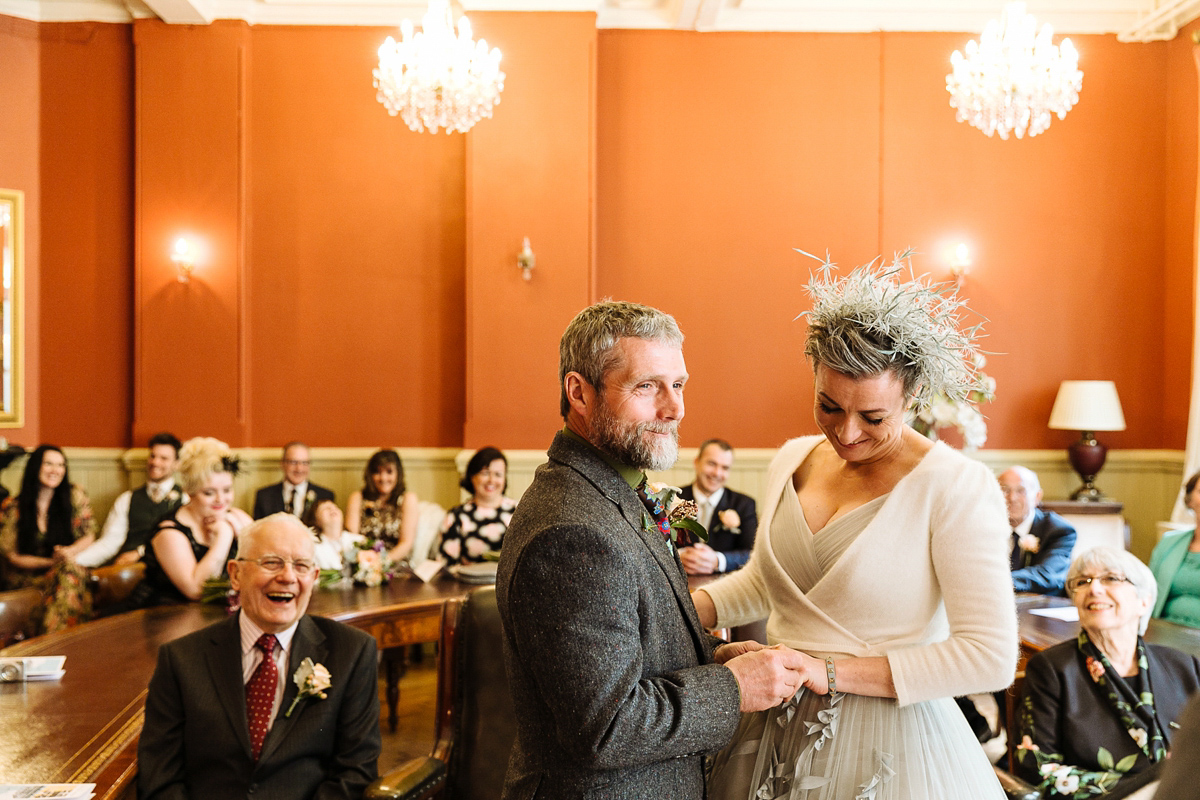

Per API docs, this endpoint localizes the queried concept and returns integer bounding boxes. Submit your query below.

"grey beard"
[591,411,680,472]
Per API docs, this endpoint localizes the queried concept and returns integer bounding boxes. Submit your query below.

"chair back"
[89,563,146,612]
[439,585,516,800]
[0,587,42,648]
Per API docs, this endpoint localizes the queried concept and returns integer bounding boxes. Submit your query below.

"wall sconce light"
[171,237,195,283]
[517,237,535,281]
[950,242,972,287]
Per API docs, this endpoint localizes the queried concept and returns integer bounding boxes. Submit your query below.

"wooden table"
[1017,592,1200,660]
[0,575,473,798]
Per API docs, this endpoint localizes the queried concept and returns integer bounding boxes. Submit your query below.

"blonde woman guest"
[303,497,365,571]
[0,445,96,633]
[125,437,250,607]
[345,449,419,563]
[694,255,1017,799]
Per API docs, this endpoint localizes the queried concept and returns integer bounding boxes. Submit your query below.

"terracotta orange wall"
[463,13,596,449]
[245,25,466,447]
[39,22,134,447]
[0,16,41,447]
[597,29,1186,450]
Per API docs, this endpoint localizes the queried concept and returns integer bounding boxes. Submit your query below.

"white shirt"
[284,481,309,516]
[240,613,300,729]
[691,485,727,572]
[76,477,181,567]
[1013,509,1036,538]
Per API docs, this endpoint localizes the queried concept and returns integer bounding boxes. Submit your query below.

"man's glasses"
[237,556,317,577]
[1067,574,1132,594]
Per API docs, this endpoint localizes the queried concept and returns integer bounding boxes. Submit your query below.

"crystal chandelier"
[373,0,505,135]
[946,2,1082,140]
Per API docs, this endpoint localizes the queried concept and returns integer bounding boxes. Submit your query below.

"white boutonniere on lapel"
[1016,532,1039,567]
[167,488,181,504]
[305,489,316,505]
[285,658,331,717]
[716,509,741,535]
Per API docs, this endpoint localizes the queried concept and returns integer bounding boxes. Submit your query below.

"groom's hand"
[723,645,810,712]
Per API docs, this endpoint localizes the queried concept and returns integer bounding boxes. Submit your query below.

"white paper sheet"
[1029,606,1079,622]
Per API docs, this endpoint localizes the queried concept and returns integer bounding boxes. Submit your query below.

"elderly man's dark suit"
[1011,508,1077,596]
[253,481,335,520]
[496,432,741,800]
[679,483,758,572]
[137,612,381,800]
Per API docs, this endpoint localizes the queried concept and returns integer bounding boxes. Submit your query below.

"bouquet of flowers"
[352,539,399,587]
[910,354,996,451]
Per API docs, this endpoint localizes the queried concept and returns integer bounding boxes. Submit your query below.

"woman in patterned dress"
[345,449,419,564]
[438,446,517,566]
[0,444,96,633]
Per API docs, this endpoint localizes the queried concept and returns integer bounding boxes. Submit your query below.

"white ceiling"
[0,0,1195,41]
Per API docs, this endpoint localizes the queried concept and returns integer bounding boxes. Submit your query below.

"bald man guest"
[999,465,1077,596]
[137,513,381,799]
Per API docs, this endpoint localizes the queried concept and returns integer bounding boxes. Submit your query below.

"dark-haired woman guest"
[0,445,96,633]
[346,449,419,563]
[1149,470,1200,628]
[438,446,516,566]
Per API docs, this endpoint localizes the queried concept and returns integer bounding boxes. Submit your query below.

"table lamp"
[1048,380,1126,501]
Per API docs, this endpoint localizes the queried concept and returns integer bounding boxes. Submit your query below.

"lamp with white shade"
[1048,380,1126,502]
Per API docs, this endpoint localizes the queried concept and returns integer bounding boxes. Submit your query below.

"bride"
[693,254,1017,799]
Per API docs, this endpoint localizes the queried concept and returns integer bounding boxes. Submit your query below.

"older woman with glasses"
[1017,546,1200,796]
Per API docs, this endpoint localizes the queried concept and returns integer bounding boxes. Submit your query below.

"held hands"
[679,542,719,575]
[723,644,814,712]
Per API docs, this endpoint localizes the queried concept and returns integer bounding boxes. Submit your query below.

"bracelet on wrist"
[825,656,837,695]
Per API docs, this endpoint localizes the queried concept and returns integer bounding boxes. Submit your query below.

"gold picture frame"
[0,189,24,427]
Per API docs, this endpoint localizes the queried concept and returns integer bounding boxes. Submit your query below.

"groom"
[497,301,806,800]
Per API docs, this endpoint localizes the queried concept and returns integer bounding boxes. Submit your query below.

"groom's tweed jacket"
[496,432,741,800]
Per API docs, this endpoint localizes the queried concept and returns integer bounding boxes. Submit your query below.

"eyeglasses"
[237,556,317,577]
[1067,574,1133,594]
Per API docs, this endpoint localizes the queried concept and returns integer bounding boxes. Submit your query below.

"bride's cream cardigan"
[703,435,1018,707]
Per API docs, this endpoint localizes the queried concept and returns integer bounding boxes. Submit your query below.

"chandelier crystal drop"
[373,0,505,135]
[946,2,1082,140]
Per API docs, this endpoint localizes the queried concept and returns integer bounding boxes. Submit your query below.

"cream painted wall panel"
[32,446,1188,564]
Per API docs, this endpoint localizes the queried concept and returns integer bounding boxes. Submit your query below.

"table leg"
[384,647,407,733]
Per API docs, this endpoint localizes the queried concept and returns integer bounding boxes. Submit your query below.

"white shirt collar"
[239,612,300,656]
[692,485,724,508]
[147,476,176,494]
[1013,508,1037,537]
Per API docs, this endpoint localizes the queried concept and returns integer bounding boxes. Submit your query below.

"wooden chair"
[0,587,41,647]
[89,562,145,613]
[368,585,515,800]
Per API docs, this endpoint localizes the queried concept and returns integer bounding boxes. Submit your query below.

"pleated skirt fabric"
[708,688,1005,800]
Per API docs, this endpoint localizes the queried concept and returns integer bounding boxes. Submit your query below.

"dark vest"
[122,484,184,555]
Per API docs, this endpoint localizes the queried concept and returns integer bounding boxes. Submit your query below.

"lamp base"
[1067,432,1109,503]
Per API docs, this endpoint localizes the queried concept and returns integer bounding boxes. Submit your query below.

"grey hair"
[559,300,684,419]
[1000,465,1041,496]
[1067,546,1157,635]
[177,437,233,495]
[237,512,315,558]
[798,250,987,412]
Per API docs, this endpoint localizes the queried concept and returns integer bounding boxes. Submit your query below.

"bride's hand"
[713,640,765,664]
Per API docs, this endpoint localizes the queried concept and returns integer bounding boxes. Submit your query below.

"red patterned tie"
[245,633,279,761]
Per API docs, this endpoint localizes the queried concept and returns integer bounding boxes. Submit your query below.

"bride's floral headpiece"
[796,249,988,413]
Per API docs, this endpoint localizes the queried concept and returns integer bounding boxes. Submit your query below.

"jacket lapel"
[206,613,253,759]
[257,616,329,766]
[549,434,711,660]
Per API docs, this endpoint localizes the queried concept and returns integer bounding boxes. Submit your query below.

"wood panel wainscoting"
[25,446,1186,563]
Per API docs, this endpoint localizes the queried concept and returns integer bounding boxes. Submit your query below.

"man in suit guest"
[253,442,335,520]
[497,300,808,800]
[1000,465,1077,596]
[137,513,381,800]
[678,438,758,575]
[76,432,186,567]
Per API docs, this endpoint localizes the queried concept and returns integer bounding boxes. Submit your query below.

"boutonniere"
[286,658,331,717]
[1085,655,1106,684]
[641,483,708,546]
[1017,533,1040,554]
[716,508,742,535]
[167,488,181,504]
[305,489,316,504]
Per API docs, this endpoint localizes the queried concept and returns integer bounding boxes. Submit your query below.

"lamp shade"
[1048,380,1126,432]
